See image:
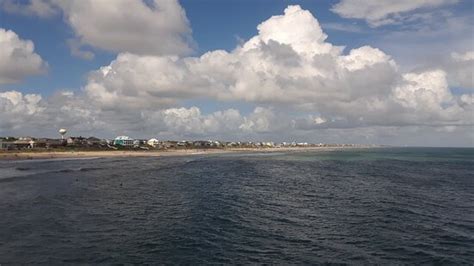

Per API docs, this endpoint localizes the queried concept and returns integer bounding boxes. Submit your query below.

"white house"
[147,138,160,147]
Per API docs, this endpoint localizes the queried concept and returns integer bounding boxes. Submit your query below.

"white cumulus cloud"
[0,28,46,84]
[1,0,194,57]
[80,5,472,132]
[55,0,193,56]
[0,90,44,133]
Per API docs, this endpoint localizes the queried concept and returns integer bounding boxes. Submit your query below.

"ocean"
[0,148,473,264]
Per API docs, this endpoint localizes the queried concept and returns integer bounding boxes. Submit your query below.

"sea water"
[0,148,473,263]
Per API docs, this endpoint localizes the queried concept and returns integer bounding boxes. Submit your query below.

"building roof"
[114,136,133,140]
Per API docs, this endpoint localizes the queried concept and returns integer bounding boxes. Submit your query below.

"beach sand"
[0,147,345,161]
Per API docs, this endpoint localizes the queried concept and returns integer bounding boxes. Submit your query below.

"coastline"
[0,147,358,161]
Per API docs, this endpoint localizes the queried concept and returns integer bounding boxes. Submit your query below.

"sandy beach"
[0,147,347,161]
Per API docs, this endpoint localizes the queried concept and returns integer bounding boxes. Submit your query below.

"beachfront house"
[147,138,160,148]
[133,139,144,148]
[67,136,87,146]
[40,138,65,148]
[161,141,177,149]
[193,140,211,148]
[263,142,275,148]
[113,136,134,146]
[86,137,104,146]
[14,139,33,149]
[0,139,32,149]
[177,141,190,148]
[212,141,223,147]
[0,139,15,150]
[226,142,238,147]
[3,138,64,149]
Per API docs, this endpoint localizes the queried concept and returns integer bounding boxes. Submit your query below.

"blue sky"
[0,0,473,146]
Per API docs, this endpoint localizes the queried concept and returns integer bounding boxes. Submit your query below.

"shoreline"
[0,147,363,161]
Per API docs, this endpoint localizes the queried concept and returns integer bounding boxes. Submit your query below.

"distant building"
[113,136,134,146]
[133,139,142,147]
[212,141,223,147]
[86,137,103,146]
[263,142,274,148]
[0,137,38,149]
[177,141,192,147]
[14,139,34,149]
[147,138,160,148]
[0,139,15,150]
[38,138,65,148]
[226,142,240,147]
[67,136,87,146]
[193,140,212,148]
[2,138,65,149]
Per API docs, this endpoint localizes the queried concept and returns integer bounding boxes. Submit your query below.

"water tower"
[59,128,67,140]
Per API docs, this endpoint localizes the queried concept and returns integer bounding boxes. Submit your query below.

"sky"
[0,0,473,146]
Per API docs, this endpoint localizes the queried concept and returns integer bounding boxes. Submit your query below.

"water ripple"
[0,148,473,264]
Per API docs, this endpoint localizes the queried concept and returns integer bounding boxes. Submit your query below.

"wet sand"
[0,147,347,161]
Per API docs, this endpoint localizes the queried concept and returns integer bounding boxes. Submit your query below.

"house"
[147,138,160,148]
[263,142,275,148]
[0,140,28,150]
[17,138,33,149]
[5,137,36,149]
[41,138,65,148]
[113,136,134,146]
[67,136,87,146]
[193,140,211,148]
[133,139,142,147]
[241,141,254,148]
[0,139,15,150]
[162,141,177,149]
[212,141,223,147]
[31,139,47,148]
[86,137,103,146]
[177,141,192,148]
[226,142,238,147]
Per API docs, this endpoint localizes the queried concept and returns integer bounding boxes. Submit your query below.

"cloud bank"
[331,0,459,27]
[84,6,472,128]
[0,5,472,145]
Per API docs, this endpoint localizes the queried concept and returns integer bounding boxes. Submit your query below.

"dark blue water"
[0,148,473,264]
